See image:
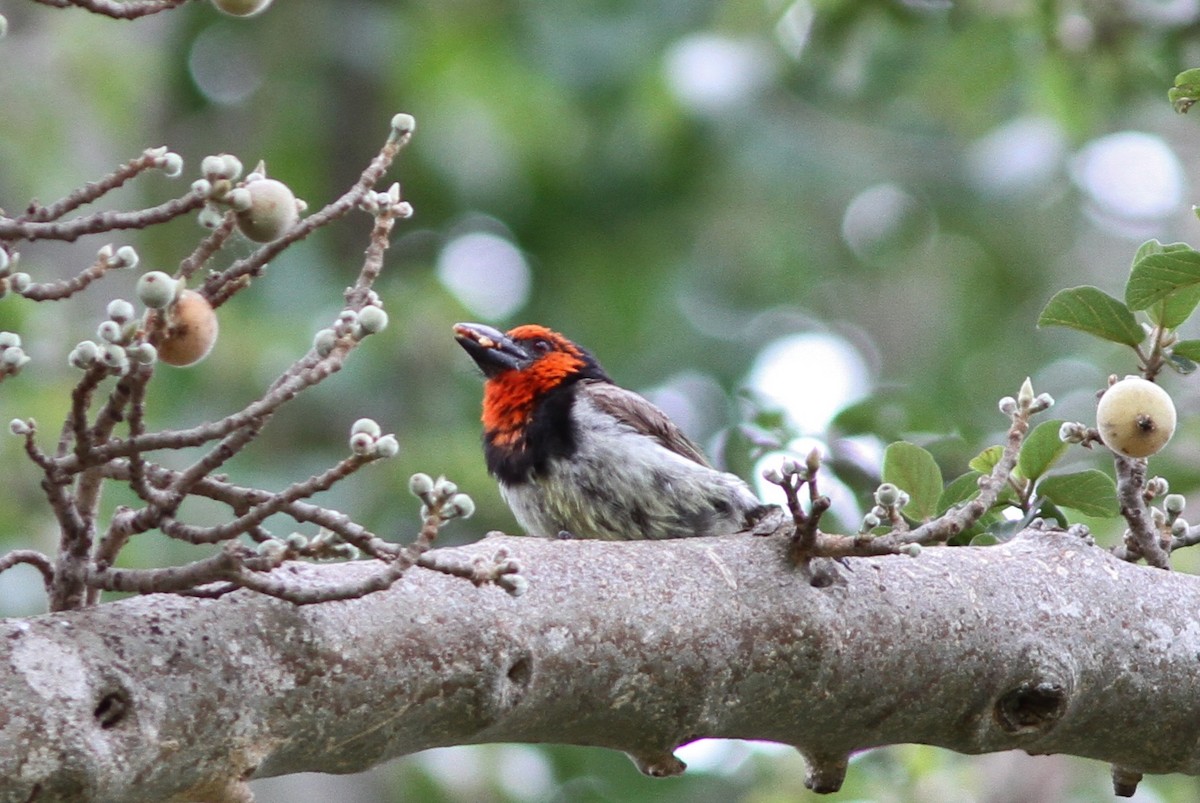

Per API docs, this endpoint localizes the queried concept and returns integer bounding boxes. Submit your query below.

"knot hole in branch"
[495,652,533,712]
[993,681,1067,735]
[93,684,132,730]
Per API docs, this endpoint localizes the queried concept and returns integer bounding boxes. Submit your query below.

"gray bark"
[1,531,1197,802]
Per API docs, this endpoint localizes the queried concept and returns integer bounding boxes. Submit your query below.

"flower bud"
[112,246,139,269]
[160,152,184,178]
[313,328,337,357]
[350,418,381,438]
[357,305,388,335]
[257,539,287,560]
[1,347,28,369]
[107,299,136,324]
[446,493,475,519]
[131,343,158,365]
[97,320,124,344]
[874,483,902,508]
[1017,377,1035,409]
[761,467,784,485]
[226,187,252,212]
[373,434,400,458]
[137,271,179,309]
[390,113,416,139]
[349,431,375,455]
[409,473,434,498]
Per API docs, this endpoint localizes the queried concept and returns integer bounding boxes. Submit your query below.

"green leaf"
[1017,419,1068,481]
[1168,354,1198,375]
[1132,239,1193,264]
[1034,498,1070,529]
[1150,286,1200,328]
[1172,339,1200,361]
[938,470,982,513]
[882,441,943,522]
[1171,68,1200,113]
[1137,242,1200,327]
[1036,470,1120,518]
[1127,249,1200,311]
[968,445,1004,474]
[1038,286,1143,346]
[969,533,1000,546]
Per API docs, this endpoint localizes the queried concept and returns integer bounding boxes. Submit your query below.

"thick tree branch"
[2,531,1198,801]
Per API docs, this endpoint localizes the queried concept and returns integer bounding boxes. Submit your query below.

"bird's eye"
[530,338,552,355]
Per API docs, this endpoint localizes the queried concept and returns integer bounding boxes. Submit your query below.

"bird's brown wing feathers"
[580,380,713,468]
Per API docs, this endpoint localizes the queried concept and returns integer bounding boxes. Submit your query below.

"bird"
[454,321,778,540]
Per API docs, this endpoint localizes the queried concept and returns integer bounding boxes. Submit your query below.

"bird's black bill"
[454,322,529,376]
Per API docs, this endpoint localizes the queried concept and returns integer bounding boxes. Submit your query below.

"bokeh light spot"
[663,33,775,115]
[1071,131,1185,232]
[188,25,263,106]
[747,332,870,434]
[437,231,530,320]
[967,117,1067,198]
[841,183,932,261]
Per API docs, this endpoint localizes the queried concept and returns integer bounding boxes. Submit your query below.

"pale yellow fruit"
[157,290,218,367]
[1096,376,1176,458]
[235,179,299,242]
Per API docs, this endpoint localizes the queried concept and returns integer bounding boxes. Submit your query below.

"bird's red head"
[454,322,609,446]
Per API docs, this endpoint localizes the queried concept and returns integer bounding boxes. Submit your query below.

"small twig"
[764,382,1042,562]
[87,545,251,595]
[0,550,54,593]
[61,350,348,472]
[178,213,237,280]
[20,255,125,303]
[19,150,174,224]
[155,453,378,545]
[30,0,196,20]
[415,547,525,595]
[103,460,399,560]
[0,191,206,243]
[1113,455,1170,570]
[202,128,410,307]
[345,212,397,310]
[61,365,108,461]
[224,558,414,605]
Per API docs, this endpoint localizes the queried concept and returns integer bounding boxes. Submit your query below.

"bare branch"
[178,213,237,281]
[0,550,54,591]
[1114,454,1170,569]
[155,453,379,545]
[5,533,1200,802]
[19,254,127,302]
[201,128,411,308]
[29,0,197,20]
[18,149,178,224]
[0,192,206,243]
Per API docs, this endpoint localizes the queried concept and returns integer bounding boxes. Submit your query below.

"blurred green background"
[4,0,1200,800]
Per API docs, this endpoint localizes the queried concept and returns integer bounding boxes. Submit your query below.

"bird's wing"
[580,380,714,468]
